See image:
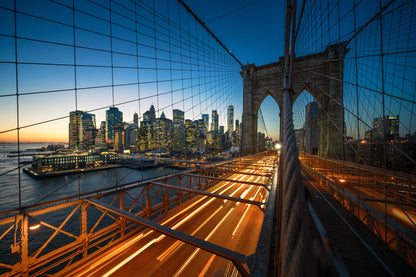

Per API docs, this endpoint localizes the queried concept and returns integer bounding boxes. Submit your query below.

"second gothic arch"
[241,43,349,158]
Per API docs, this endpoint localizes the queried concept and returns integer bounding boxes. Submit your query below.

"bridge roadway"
[303,172,416,277]
[59,160,271,276]
[300,155,416,231]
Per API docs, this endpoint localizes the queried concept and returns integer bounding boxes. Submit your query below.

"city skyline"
[65,103,249,153]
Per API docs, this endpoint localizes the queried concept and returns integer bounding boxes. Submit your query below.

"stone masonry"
[241,42,349,158]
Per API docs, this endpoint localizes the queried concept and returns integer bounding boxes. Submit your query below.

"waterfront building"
[211,110,219,133]
[173,109,185,151]
[32,153,119,172]
[106,107,123,144]
[227,105,234,133]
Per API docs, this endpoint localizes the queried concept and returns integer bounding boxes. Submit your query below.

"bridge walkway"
[303,173,416,277]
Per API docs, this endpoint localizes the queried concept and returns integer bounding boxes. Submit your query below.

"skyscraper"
[373,115,400,140]
[133,112,139,127]
[202,114,209,133]
[211,110,219,133]
[173,109,185,151]
[69,110,82,150]
[106,107,123,143]
[80,112,96,150]
[227,105,234,133]
[304,101,319,154]
[185,119,196,149]
[154,111,172,150]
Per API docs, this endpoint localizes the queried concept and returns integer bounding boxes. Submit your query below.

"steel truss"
[0,152,277,276]
[300,154,416,269]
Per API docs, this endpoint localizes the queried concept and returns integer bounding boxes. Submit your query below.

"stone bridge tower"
[241,43,349,158]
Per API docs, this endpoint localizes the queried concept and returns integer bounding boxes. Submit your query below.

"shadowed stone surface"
[241,43,349,158]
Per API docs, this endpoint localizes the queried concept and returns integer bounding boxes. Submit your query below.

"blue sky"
[190,0,285,139]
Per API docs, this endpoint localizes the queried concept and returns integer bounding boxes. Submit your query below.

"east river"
[0,143,179,212]
[0,143,181,269]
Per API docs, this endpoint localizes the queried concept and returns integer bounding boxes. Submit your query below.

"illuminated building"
[173,109,185,151]
[106,107,123,144]
[185,119,196,149]
[154,112,172,150]
[95,121,107,150]
[304,101,318,154]
[211,110,219,133]
[124,123,138,152]
[69,110,82,150]
[133,112,139,127]
[373,115,400,141]
[80,113,96,150]
[227,105,234,134]
[202,114,209,133]
[114,125,124,152]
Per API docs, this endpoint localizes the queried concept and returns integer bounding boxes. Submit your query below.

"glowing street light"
[275,143,281,150]
[28,216,41,230]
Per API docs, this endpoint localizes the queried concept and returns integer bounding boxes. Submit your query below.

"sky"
[1,0,413,143]
[189,0,285,140]
[0,0,285,143]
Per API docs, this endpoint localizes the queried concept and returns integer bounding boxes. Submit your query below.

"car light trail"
[172,208,235,277]
[102,238,159,277]
[198,254,216,277]
[157,206,224,261]
[232,205,250,237]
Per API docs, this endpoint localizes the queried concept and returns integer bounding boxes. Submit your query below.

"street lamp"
[28,215,41,231]
[275,143,281,150]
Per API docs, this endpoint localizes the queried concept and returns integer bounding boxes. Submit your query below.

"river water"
[0,143,181,270]
[0,142,178,213]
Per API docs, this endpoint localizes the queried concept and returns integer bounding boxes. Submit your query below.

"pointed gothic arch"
[241,43,349,158]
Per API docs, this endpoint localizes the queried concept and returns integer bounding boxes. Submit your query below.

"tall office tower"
[69,110,83,150]
[133,112,139,127]
[124,123,138,152]
[227,105,234,133]
[373,115,400,140]
[211,110,219,133]
[106,107,123,143]
[202,114,209,132]
[173,109,185,151]
[149,104,156,121]
[114,125,124,152]
[185,119,196,149]
[142,105,156,124]
[80,113,96,150]
[234,119,240,146]
[304,101,319,154]
[154,112,172,150]
[95,121,106,149]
